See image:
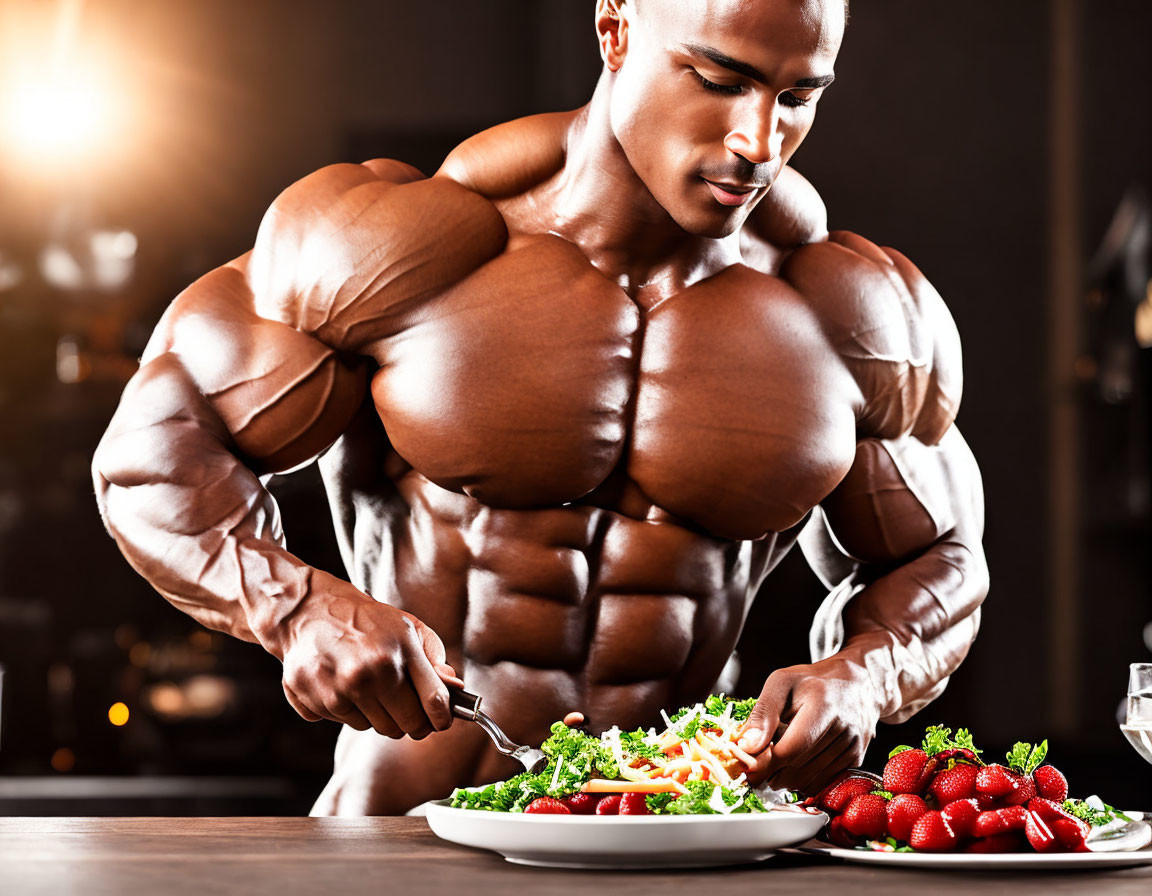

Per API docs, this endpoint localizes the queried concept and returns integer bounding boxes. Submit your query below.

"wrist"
[247,562,328,661]
[820,635,897,721]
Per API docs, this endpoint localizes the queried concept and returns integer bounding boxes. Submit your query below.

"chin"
[673,205,744,240]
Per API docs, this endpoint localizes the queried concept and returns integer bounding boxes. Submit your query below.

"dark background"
[0,0,1148,814]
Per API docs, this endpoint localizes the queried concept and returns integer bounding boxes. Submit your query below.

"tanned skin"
[93,0,987,814]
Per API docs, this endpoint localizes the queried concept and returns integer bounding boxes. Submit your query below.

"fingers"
[425,624,464,686]
[436,663,465,689]
[766,714,840,791]
[777,731,854,794]
[764,699,870,795]
[349,697,403,739]
[796,737,860,795]
[740,749,773,786]
[406,625,454,732]
[286,676,404,738]
[738,670,793,755]
[281,600,460,740]
[765,701,827,771]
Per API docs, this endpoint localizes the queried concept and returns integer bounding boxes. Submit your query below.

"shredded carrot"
[580,777,681,794]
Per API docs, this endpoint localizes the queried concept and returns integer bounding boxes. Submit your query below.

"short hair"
[619,0,850,19]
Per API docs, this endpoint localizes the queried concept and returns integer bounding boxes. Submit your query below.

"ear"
[595,0,629,71]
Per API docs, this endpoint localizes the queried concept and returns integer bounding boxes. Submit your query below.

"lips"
[702,178,763,207]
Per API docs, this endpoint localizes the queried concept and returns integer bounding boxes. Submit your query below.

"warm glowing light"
[147,683,184,717]
[3,72,110,157]
[50,747,76,772]
[107,702,130,727]
[128,641,152,668]
[0,0,127,169]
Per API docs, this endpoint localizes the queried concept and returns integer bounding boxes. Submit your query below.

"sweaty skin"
[93,0,987,812]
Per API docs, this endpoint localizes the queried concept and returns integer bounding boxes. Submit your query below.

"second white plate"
[790,811,1152,870]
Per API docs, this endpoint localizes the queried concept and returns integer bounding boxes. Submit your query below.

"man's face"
[605,0,844,238]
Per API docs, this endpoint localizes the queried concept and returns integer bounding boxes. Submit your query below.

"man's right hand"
[276,576,462,740]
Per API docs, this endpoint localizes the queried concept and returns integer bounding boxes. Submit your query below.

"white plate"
[789,811,1152,870]
[424,800,829,869]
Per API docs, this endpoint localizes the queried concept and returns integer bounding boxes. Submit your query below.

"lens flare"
[5,75,104,152]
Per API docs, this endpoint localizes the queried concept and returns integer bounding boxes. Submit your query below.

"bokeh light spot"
[107,702,130,726]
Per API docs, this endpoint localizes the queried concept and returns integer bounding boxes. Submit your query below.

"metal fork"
[449,686,549,774]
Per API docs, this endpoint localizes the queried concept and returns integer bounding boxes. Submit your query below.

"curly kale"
[646,780,769,815]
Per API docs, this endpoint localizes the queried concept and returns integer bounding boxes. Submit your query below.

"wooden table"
[3,817,1151,896]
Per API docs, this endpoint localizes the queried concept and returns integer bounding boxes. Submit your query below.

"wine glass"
[1120,663,1152,765]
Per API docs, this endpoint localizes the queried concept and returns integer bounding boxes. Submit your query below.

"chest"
[368,236,859,539]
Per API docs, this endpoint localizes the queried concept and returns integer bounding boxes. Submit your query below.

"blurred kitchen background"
[0,0,1148,814]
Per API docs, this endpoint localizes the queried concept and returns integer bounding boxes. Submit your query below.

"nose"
[723,96,784,165]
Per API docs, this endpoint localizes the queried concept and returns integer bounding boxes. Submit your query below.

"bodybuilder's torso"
[225,112,953,811]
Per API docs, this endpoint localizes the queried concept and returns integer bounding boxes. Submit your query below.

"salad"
[449,694,793,816]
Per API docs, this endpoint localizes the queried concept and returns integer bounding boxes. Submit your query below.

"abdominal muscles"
[376,470,766,753]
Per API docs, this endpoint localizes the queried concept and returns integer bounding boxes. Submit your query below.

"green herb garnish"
[1062,798,1133,826]
[1006,740,1047,775]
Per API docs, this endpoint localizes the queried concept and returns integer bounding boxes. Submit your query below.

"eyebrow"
[681,43,835,89]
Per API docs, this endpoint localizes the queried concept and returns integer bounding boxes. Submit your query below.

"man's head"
[596,0,845,238]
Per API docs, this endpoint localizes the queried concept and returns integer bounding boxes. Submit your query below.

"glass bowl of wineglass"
[1121,663,1152,764]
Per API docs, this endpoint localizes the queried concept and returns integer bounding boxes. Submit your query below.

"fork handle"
[448,685,483,721]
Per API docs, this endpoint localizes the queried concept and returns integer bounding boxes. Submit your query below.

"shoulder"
[437,111,575,199]
[247,159,508,349]
[741,166,829,268]
[781,231,963,444]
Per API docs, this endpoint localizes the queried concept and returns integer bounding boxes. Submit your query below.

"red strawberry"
[525,797,571,814]
[827,815,857,847]
[883,749,932,795]
[1025,810,1058,852]
[976,792,1002,811]
[941,798,980,838]
[1051,818,1090,852]
[813,771,853,798]
[935,748,981,765]
[974,764,1017,798]
[818,776,880,813]
[1026,797,1090,849]
[1033,766,1069,802]
[619,792,650,815]
[1001,774,1037,807]
[972,805,1028,838]
[965,833,1026,853]
[1023,803,1088,853]
[909,810,958,851]
[561,793,600,815]
[1027,797,1078,823]
[841,793,889,839]
[886,793,929,842]
[929,763,980,805]
[594,795,622,815]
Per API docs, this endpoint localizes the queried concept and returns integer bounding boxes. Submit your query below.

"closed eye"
[780,93,812,108]
[697,73,742,96]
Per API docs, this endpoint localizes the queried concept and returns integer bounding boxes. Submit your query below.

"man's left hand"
[736,657,882,794]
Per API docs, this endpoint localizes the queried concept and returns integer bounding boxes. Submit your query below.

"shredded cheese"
[708,786,744,814]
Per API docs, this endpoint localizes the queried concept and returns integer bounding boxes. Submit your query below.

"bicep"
[805,425,984,575]
[136,261,367,475]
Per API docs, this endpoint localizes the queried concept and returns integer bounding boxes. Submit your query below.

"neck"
[549,75,738,299]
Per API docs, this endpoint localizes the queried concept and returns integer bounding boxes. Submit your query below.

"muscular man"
[93,0,987,814]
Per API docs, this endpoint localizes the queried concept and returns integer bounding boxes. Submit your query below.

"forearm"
[827,535,988,723]
[93,356,353,658]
